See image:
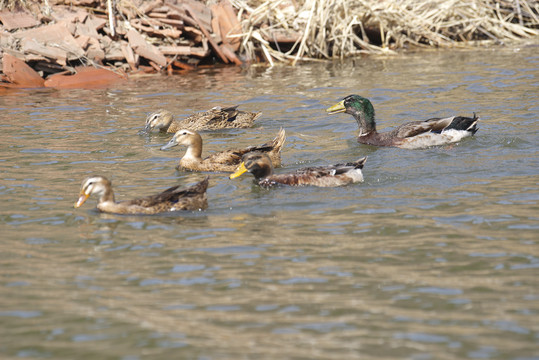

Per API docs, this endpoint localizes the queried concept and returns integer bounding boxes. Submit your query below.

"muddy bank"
[1,0,538,88]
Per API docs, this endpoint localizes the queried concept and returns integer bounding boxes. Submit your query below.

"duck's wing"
[390,117,454,139]
[295,157,367,177]
[175,107,233,130]
[124,177,209,210]
[220,105,240,120]
[211,105,260,127]
[199,105,240,126]
[178,105,259,130]
[205,128,285,167]
[204,150,243,166]
[263,157,367,187]
[391,114,479,139]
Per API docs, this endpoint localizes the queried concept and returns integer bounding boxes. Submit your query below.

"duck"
[229,152,367,188]
[74,176,209,215]
[144,105,261,133]
[160,128,286,172]
[327,95,479,149]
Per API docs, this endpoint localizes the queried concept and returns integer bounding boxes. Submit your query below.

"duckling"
[327,95,478,149]
[160,128,286,172]
[230,152,367,188]
[144,105,261,133]
[74,176,208,214]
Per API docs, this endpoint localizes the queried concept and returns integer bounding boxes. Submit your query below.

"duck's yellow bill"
[229,162,248,179]
[74,192,90,208]
[326,100,346,114]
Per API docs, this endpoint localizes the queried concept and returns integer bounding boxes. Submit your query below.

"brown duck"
[230,152,367,188]
[145,105,261,133]
[74,176,209,214]
[160,128,286,172]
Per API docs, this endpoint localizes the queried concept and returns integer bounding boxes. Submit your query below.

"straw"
[231,0,539,64]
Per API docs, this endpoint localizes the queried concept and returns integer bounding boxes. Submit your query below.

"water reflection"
[1,45,538,359]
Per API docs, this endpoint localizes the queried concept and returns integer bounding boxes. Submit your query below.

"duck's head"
[160,129,201,151]
[327,95,376,133]
[229,152,273,180]
[145,109,174,132]
[74,176,111,208]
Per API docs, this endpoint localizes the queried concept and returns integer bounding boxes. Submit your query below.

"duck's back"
[174,106,261,132]
[117,178,208,213]
[261,158,366,188]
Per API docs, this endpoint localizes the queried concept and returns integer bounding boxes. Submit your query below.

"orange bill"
[229,162,248,179]
[74,192,90,208]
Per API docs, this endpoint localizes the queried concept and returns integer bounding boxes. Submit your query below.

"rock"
[20,38,68,65]
[13,22,85,61]
[86,38,105,62]
[0,10,40,30]
[2,53,45,87]
[121,42,138,70]
[44,66,125,88]
[50,5,88,23]
[211,0,241,51]
[126,28,167,67]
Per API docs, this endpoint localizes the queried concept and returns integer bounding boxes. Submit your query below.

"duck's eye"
[182,132,188,135]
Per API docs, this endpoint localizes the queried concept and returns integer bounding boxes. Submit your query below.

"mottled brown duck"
[160,128,286,172]
[145,105,261,133]
[229,152,367,188]
[74,176,209,214]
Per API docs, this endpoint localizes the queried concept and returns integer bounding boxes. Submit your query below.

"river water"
[1,44,538,359]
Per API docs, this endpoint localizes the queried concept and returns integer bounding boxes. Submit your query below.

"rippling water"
[1,44,538,359]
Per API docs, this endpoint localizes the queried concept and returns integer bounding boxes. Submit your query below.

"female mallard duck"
[229,152,367,188]
[160,128,286,172]
[74,176,208,215]
[327,95,479,149]
[144,105,261,133]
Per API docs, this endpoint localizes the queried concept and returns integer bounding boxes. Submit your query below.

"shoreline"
[1,0,538,88]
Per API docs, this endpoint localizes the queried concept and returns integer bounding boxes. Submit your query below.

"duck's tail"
[252,128,286,152]
[229,107,262,126]
[331,156,367,184]
[353,156,368,169]
[336,156,367,174]
[270,127,286,152]
[446,113,479,135]
[244,128,286,167]
[172,176,209,211]
[185,176,209,195]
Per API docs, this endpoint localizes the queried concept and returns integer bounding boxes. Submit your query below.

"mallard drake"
[327,95,479,149]
[160,128,286,172]
[144,105,261,133]
[74,176,208,215]
[229,152,367,188]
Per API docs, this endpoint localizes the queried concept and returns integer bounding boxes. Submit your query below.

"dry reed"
[230,0,539,64]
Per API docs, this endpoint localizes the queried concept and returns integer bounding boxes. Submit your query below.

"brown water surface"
[1,45,538,359]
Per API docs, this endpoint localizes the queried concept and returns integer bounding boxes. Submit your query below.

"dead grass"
[230,0,539,64]
[0,0,27,10]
